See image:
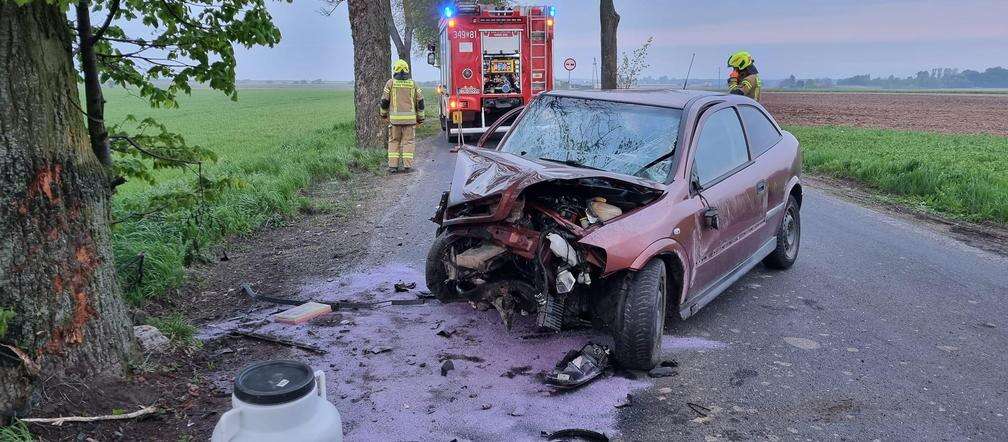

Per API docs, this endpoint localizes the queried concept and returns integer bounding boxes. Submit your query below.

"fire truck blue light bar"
[549,6,556,16]
[443,6,455,18]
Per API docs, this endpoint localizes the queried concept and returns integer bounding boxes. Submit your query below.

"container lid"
[234,360,316,405]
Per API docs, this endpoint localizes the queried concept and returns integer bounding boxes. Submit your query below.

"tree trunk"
[389,0,413,67]
[348,0,393,150]
[600,0,620,90]
[0,1,133,418]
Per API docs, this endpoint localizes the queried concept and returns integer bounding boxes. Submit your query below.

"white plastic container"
[212,360,342,442]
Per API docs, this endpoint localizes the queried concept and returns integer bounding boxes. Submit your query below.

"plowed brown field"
[761,92,1008,136]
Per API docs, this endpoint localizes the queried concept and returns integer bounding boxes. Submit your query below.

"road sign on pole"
[564,58,576,89]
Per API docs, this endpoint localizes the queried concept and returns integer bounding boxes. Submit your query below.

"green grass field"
[105,88,383,302]
[787,126,1008,224]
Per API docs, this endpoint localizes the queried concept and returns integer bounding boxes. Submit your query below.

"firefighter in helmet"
[380,59,425,173]
[727,51,762,101]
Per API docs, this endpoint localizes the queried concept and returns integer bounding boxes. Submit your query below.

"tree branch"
[110,136,201,165]
[90,0,121,44]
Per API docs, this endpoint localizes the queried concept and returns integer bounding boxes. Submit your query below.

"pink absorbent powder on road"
[204,264,727,441]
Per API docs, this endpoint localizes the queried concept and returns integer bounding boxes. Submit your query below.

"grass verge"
[787,125,1008,224]
[0,421,33,441]
[105,89,384,302]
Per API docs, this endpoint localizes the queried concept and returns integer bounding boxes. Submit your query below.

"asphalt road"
[373,134,1008,441]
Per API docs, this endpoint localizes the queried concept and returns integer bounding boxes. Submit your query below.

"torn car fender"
[577,200,675,275]
[628,238,691,306]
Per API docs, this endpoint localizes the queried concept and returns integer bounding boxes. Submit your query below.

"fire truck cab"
[427,2,555,140]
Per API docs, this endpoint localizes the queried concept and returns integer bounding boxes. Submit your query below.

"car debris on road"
[544,342,610,390]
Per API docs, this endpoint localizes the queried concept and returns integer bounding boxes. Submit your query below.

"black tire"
[763,195,801,269]
[611,259,667,370]
[425,233,460,301]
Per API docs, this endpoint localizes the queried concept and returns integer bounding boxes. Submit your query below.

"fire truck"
[426,1,555,140]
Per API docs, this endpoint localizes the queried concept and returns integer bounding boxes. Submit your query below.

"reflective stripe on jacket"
[381,79,424,125]
[729,73,762,101]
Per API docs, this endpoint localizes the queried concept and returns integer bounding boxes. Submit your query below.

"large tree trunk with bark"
[600,0,619,90]
[0,1,133,418]
[348,0,393,150]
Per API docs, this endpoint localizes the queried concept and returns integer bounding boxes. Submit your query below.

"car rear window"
[738,105,781,157]
[693,107,749,185]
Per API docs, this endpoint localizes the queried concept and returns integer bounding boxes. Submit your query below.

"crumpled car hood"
[448,147,665,206]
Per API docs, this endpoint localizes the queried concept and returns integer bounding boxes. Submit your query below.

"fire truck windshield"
[499,95,682,182]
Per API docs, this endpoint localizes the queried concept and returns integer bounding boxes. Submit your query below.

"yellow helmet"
[727,51,753,70]
[393,59,410,74]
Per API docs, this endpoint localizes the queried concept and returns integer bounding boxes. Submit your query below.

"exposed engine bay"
[430,177,662,332]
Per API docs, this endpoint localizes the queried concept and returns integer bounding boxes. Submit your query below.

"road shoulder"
[805,174,1008,257]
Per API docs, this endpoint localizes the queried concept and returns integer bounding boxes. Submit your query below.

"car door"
[738,104,786,236]
[686,105,766,299]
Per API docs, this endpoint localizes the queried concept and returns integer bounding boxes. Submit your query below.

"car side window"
[692,107,749,186]
[739,105,782,157]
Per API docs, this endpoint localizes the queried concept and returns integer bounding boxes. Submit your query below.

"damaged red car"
[427,89,803,369]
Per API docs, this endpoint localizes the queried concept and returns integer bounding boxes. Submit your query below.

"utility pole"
[592,57,598,89]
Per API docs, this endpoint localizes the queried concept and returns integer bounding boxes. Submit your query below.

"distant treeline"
[780,67,1008,90]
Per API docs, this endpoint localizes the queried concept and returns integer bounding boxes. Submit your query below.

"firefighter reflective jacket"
[380,78,425,125]
[729,72,762,101]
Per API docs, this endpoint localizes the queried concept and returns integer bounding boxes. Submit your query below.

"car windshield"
[498,95,682,182]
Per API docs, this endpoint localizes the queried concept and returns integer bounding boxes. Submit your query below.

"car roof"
[543,88,724,109]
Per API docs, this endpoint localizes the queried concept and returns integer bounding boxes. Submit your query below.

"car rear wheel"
[611,259,667,370]
[763,195,801,269]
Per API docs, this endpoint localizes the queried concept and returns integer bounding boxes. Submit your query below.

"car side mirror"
[690,173,702,193]
[427,52,436,66]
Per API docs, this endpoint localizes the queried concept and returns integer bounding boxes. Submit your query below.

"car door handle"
[756,180,767,194]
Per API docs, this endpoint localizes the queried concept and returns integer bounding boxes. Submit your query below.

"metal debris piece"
[647,366,677,378]
[394,281,417,292]
[229,330,326,354]
[440,359,455,376]
[686,402,711,417]
[614,394,633,409]
[368,345,392,354]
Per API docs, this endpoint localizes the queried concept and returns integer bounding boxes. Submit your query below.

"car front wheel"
[611,258,667,370]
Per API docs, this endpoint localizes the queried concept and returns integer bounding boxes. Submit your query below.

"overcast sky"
[231,0,1008,81]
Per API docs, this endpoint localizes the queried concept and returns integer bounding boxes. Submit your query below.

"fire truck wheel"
[611,258,667,370]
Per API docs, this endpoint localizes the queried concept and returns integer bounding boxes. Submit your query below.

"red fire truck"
[426,2,555,140]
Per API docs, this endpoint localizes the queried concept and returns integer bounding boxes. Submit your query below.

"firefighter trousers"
[388,124,416,169]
